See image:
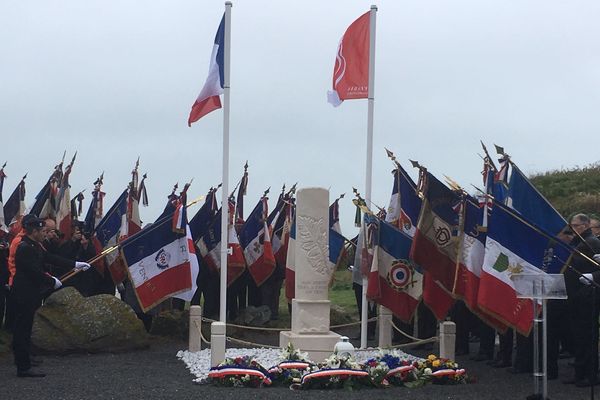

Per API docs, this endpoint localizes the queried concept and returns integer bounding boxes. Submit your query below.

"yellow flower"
[427,354,437,361]
[432,360,441,367]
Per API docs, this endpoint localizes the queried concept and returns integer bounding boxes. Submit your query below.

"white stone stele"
[279,187,340,361]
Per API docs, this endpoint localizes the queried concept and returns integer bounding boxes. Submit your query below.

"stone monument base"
[279,330,341,362]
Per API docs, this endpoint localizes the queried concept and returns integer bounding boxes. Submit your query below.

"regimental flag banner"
[327,11,370,107]
[478,202,570,334]
[120,215,193,312]
[55,154,76,240]
[239,197,276,286]
[453,197,486,310]
[189,188,218,243]
[3,177,26,233]
[272,198,293,267]
[188,14,225,126]
[84,176,105,235]
[410,172,462,292]
[385,165,421,237]
[94,189,128,280]
[285,214,296,301]
[173,226,200,302]
[197,201,246,286]
[367,219,423,323]
[506,165,567,236]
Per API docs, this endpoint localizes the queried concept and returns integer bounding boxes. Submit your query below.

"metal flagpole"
[220,1,232,324]
[361,4,377,350]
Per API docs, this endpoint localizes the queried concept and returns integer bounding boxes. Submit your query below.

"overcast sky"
[1,0,599,235]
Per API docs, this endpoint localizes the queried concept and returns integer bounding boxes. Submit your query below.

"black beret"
[21,214,45,229]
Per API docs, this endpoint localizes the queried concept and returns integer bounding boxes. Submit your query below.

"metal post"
[219,1,232,325]
[532,281,542,398]
[360,3,377,351]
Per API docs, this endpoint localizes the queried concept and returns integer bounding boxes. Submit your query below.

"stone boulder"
[32,287,150,354]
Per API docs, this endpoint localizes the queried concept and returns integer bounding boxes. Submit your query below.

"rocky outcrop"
[32,287,150,354]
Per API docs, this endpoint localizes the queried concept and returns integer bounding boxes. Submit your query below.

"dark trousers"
[547,300,570,376]
[570,290,600,381]
[259,274,283,319]
[514,332,533,372]
[0,285,7,328]
[451,302,472,354]
[12,299,37,372]
[417,302,437,339]
[497,329,513,364]
[353,282,376,335]
[478,321,496,358]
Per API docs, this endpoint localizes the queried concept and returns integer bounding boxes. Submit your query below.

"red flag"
[327,11,370,107]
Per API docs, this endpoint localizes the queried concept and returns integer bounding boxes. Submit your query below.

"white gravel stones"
[176,347,422,384]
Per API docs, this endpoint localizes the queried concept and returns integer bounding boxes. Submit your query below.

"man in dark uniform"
[563,213,600,387]
[11,215,91,377]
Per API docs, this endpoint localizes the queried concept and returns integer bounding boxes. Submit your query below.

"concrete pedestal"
[279,331,341,362]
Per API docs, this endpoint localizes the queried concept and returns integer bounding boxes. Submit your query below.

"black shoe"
[576,379,598,388]
[30,357,43,367]
[17,368,46,378]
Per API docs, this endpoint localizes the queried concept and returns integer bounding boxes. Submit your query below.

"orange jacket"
[8,230,25,286]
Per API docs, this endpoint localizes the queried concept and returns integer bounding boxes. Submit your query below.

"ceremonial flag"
[3,176,26,234]
[120,213,193,312]
[29,165,61,219]
[197,199,245,285]
[188,14,225,126]
[410,172,461,292]
[410,171,460,320]
[327,11,370,107]
[453,196,486,310]
[385,165,421,237]
[284,214,296,301]
[367,219,423,323]
[189,188,218,242]
[239,197,276,286]
[124,164,147,239]
[506,164,567,236]
[55,153,76,240]
[329,196,342,234]
[94,189,128,281]
[234,163,248,227]
[272,197,293,267]
[83,175,105,234]
[477,202,570,334]
[171,225,200,302]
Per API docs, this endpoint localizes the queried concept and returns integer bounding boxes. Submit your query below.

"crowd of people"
[2,211,600,389]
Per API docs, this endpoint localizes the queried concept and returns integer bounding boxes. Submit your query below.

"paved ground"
[0,335,594,400]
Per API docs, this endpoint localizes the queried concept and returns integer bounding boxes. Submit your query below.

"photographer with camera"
[58,220,98,297]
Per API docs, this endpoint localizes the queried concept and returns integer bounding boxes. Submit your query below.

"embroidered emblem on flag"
[388,260,412,290]
[155,249,171,270]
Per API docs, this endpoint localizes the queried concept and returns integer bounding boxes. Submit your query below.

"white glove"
[75,261,91,271]
[593,254,600,263]
[53,277,62,289]
[579,273,594,285]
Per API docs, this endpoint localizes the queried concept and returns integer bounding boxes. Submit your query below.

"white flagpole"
[361,4,377,350]
[220,1,232,324]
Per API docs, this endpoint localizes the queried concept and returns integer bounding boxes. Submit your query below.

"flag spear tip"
[494,144,505,156]
[1,161,6,168]
[409,159,420,169]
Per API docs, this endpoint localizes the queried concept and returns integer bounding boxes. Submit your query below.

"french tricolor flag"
[188,15,225,126]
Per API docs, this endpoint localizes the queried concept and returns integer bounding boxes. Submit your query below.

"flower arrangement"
[411,354,468,386]
[268,343,316,385]
[363,349,417,387]
[298,353,370,390]
[208,355,272,388]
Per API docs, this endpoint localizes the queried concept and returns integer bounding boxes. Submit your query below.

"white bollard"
[378,305,393,348]
[439,321,456,361]
[210,322,226,367]
[188,305,203,352]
